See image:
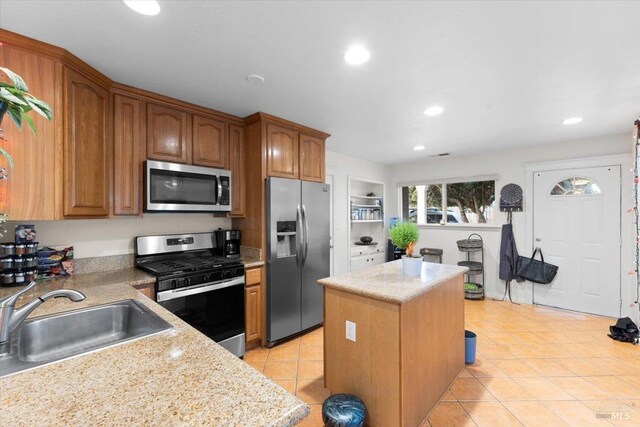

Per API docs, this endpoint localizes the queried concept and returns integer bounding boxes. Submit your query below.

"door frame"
[524,154,627,311]
[326,168,338,276]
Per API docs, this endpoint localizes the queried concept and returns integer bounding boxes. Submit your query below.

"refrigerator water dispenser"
[276,221,297,258]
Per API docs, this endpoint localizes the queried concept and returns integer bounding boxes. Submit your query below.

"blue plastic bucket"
[465,330,477,364]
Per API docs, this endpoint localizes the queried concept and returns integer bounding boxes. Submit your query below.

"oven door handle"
[156,276,245,302]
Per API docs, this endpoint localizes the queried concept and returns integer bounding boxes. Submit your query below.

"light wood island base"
[319,261,466,427]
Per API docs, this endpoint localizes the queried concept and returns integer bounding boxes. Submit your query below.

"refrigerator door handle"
[302,204,309,267]
[296,204,303,266]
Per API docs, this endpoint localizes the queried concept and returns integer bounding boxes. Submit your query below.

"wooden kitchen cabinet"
[146,102,191,164]
[228,124,245,217]
[266,124,299,179]
[112,93,143,215]
[299,133,325,182]
[133,282,156,300]
[192,114,228,168]
[245,267,263,347]
[233,112,329,255]
[63,67,111,217]
[0,41,62,220]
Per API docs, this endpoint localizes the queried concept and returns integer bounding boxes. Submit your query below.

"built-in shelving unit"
[348,177,386,272]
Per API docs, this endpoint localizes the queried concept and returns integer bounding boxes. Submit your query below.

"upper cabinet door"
[63,67,110,217]
[299,134,325,183]
[228,124,246,217]
[266,124,299,179]
[113,94,143,215]
[146,103,191,164]
[192,115,229,168]
[0,44,60,220]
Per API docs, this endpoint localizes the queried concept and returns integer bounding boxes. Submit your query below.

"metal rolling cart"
[457,234,484,300]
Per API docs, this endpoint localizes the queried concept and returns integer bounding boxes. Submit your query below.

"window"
[400,179,496,225]
[550,177,601,196]
[401,184,443,224]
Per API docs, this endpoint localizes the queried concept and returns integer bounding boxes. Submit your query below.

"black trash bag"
[608,317,640,345]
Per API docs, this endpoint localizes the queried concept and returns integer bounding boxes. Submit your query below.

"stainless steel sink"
[0,299,172,378]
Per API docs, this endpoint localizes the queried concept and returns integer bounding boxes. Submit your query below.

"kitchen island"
[0,272,307,427]
[317,260,467,427]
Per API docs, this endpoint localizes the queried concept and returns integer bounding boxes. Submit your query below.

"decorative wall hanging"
[499,183,523,213]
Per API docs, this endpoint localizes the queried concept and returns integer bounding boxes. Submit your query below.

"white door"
[532,166,621,317]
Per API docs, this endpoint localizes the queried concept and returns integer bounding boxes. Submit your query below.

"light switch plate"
[345,320,356,342]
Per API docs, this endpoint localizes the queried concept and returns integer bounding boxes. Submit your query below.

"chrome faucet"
[0,281,86,355]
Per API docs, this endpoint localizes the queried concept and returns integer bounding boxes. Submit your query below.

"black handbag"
[516,248,558,284]
[608,317,640,345]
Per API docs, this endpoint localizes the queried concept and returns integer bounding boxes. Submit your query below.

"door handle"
[302,204,309,267]
[296,204,302,267]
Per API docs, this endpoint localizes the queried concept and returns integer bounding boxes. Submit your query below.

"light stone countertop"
[240,246,264,269]
[242,258,265,269]
[317,260,468,304]
[0,276,308,426]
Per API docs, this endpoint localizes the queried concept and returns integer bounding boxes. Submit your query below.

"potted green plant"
[0,67,52,166]
[389,221,421,276]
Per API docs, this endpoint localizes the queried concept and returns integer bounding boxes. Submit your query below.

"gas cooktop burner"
[141,256,236,275]
[136,250,242,277]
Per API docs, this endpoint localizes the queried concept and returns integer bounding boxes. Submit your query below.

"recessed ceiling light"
[246,74,265,84]
[562,116,583,125]
[123,0,161,16]
[424,106,444,116]
[413,145,426,151]
[344,45,370,65]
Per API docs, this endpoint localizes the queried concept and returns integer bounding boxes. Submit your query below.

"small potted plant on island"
[389,221,422,276]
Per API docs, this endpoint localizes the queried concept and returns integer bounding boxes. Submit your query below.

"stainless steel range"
[135,232,245,357]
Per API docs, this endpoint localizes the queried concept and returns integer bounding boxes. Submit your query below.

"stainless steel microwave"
[144,160,231,212]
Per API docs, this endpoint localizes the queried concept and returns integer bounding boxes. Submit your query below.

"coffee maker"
[214,229,241,258]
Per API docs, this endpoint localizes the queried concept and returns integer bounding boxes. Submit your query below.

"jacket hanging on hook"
[499,223,524,282]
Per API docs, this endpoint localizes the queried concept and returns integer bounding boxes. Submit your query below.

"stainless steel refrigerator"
[266,177,330,346]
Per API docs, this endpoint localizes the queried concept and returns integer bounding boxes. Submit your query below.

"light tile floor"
[243,300,640,426]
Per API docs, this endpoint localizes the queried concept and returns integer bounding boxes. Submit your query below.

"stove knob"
[204,274,210,282]
[183,277,190,286]
[171,279,178,289]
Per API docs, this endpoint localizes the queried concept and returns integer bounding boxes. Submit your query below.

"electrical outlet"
[345,320,356,342]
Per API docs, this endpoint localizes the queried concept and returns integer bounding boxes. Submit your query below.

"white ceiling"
[1,1,639,164]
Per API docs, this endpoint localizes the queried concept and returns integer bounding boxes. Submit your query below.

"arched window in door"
[550,177,602,196]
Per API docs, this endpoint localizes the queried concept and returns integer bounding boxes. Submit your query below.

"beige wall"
[386,133,637,322]
[6,215,231,258]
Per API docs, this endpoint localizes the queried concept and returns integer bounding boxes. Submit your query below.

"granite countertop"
[317,260,468,304]
[240,246,264,269]
[66,267,156,287]
[0,277,308,426]
[242,258,265,269]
